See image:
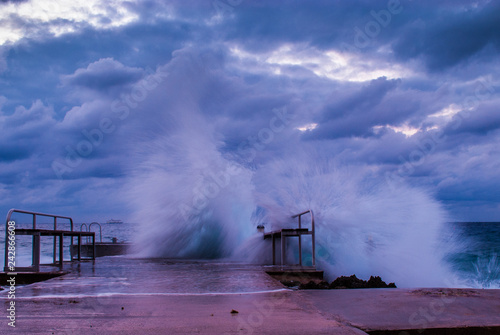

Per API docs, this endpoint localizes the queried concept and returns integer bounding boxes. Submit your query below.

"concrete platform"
[1,257,500,334]
[1,291,364,334]
[303,288,500,334]
[3,288,500,334]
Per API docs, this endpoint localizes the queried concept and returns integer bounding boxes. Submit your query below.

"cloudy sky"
[0,0,499,223]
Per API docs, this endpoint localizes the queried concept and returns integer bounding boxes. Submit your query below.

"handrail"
[291,209,315,266]
[6,208,74,230]
[3,209,82,272]
[291,209,314,232]
[89,222,102,243]
[291,210,313,219]
[81,223,89,244]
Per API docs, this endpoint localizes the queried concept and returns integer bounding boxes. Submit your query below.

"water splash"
[124,52,453,287]
[471,254,500,288]
[127,126,453,287]
[442,222,500,289]
[249,153,452,287]
[126,99,257,259]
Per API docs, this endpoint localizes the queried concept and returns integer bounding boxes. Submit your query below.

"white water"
[125,102,453,288]
[251,155,452,287]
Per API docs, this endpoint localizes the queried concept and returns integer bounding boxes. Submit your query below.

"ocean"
[441,222,500,288]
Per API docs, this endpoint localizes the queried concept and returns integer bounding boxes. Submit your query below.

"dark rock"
[329,275,397,289]
[294,274,397,290]
[230,309,239,314]
[366,276,397,288]
[329,275,366,289]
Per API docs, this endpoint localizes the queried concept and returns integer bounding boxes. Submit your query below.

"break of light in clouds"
[0,0,499,222]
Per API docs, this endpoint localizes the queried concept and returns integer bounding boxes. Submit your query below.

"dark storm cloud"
[304,77,401,139]
[444,102,500,135]
[393,1,500,71]
[210,0,500,73]
[0,0,499,221]
[0,144,31,162]
[435,140,500,203]
[0,18,193,111]
[215,0,396,52]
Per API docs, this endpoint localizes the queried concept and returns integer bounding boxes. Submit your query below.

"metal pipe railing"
[291,209,315,266]
[80,223,89,244]
[89,222,102,243]
[4,209,74,272]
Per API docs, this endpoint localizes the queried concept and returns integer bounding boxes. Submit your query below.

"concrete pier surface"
[1,257,500,334]
[304,288,500,334]
[1,291,365,334]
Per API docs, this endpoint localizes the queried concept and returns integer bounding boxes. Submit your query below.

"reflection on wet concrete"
[5,256,286,298]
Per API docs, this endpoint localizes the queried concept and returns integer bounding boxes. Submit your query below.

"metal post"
[77,234,81,261]
[59,233,64,269]
[53,217,57,264]
[70,218,74,255]
[32,214,36,268]
[311,210,316,266]
[4,213,9,272]
[298,215,302,266]
[92,233,96,259]
[33,232,40,272]
[272,234,276,265]
[281,235,286,266]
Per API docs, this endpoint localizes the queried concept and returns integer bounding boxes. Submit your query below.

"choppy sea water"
[441,222,500,289]
[1,221,499,291]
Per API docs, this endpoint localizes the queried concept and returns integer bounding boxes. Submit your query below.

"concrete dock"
[1,257,500,334]
[2,288,500,334]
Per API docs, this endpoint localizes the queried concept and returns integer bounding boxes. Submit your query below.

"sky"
[0,0,499,223]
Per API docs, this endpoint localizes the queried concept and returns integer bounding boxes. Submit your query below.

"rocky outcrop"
[284,274,396,290]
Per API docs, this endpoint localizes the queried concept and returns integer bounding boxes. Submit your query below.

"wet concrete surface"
[2,257,500,334]
[303,288,500,333]
[3,256,286,298]
[1,291,365,334]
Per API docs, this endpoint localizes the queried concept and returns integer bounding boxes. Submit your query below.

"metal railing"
[89,222,102,243]
[291,209,315,266]
[80,222,102,244]
[4,209,95,272]
[263,209,316,267]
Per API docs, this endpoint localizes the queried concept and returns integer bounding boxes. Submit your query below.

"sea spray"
[125,101,257,258]
[250,152,452,287]
[123,48,454,287]
[442,222,500,288]
[126,131,256,258]
[127,134,453,287]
